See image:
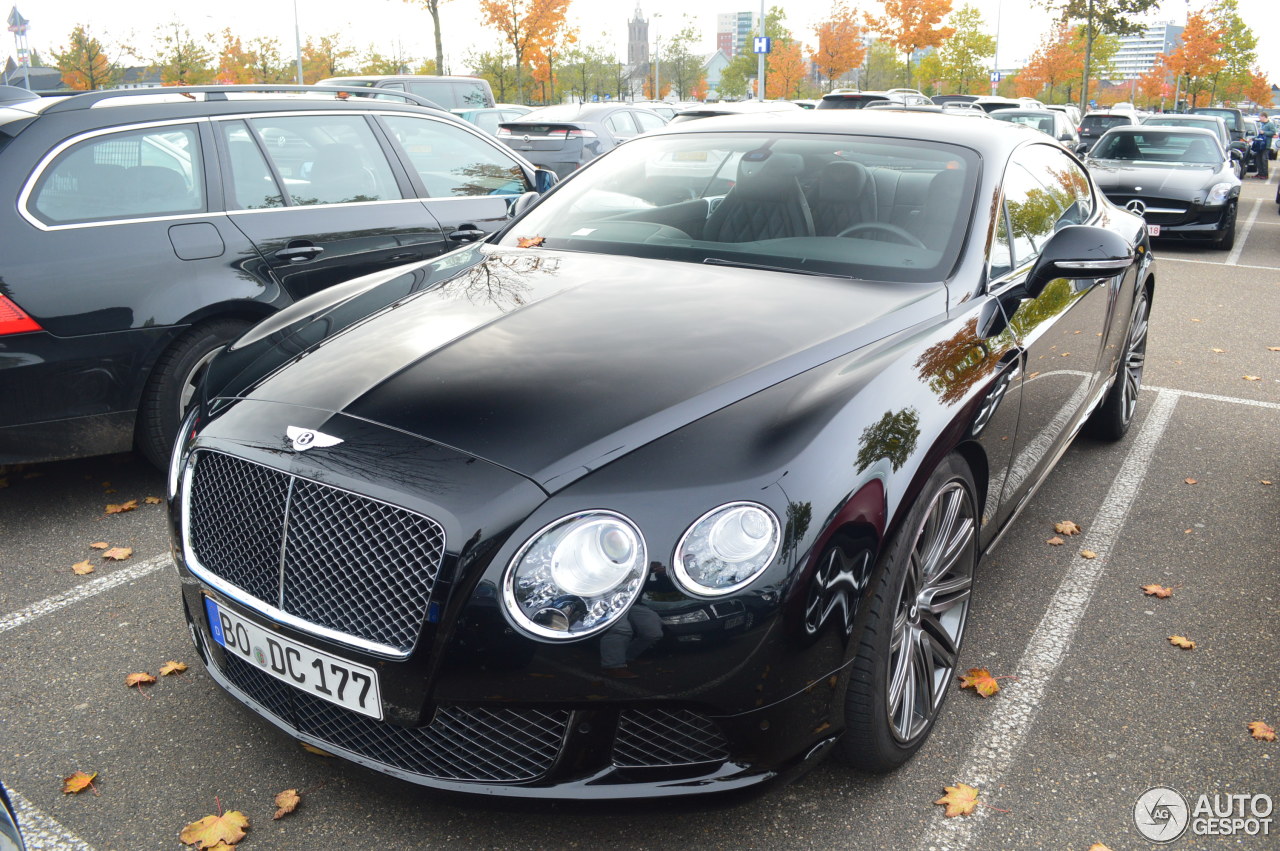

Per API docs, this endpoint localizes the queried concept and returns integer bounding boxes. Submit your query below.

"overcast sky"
[4,0,1276,91]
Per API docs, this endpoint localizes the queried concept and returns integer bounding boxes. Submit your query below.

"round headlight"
[674,502,781,596]
[1207,182,1233,205]
[503,511,647,640]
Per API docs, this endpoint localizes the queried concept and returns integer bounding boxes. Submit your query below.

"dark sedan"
[497,103,667,178]
[1086,126,1241,249]
[170,113,1154,800]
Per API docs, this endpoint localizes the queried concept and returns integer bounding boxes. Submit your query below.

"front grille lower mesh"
[612,709,730,767]
[188,450,446,653]
[220,654,569,783]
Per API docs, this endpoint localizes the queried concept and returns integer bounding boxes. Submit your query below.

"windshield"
[1144,117,1218,135]
[1091,131,1221,164]
[499,132,980,284]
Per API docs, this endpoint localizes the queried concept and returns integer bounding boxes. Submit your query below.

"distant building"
[702,49,732,98]
[716,11,754,59]
[626,5,649,98]
[118,67,162,90]
[1112,21,1184,81]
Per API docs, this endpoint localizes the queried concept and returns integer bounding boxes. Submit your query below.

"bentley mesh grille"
[220,654,569,783]
[188,450,446,654]
[612,709,730,767]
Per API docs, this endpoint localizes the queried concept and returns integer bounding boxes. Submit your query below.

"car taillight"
[0,294,41,335]
[496,127,513,137]
[567,129,597,138]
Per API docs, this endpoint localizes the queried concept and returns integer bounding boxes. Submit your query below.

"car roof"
[990,108,1058,116]
[648,110,1037,156]
[1103,125,1219,138]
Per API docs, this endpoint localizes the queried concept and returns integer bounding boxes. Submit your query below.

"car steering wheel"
[836,222,927,248]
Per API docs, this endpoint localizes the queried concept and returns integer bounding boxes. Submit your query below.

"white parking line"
[1157,256,1280,272]
[1226,198,1263,266]
[0,555,170,635]
[8,787,95,850]
[918,389,1180,851]
[1147,385,1280,410]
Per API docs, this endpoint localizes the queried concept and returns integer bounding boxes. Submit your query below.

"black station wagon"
[0,85,550,468]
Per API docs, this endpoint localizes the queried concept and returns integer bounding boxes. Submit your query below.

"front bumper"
[182,587,837,799]
[1101,194,1234,241]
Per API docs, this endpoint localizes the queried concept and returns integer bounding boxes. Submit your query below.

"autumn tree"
[359,44,415,75]
[1244,69,1273,108]
[863,40,905,91]
[1166,10,1224,108]
[467,48,519,101]
[1207,0,1257,105]
[52,23,127,91]
[915,51,945,95]
[559,44,624,103]
[245,37,292,84]
[302,34,357,82]
[767,40,809,99]
[662,23,707,101]
[403,0,450,78]
[216,30,256,84]
[479,0,573,104]
[1135,54,1170,108]
[865,0,955,89]
[1036,0,1160,111]
[938,5,995,95]
[530,23,577,104]
[813,2,865,91]
[151,21,215,85]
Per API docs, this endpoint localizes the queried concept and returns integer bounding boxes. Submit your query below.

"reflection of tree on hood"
[856,408,920,473]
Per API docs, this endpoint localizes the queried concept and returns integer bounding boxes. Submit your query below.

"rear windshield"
[405,80,493,109]
[1081,115,1130,131]
[498,132,980,284]
[994,113,1055,133]
[816,96,888,110]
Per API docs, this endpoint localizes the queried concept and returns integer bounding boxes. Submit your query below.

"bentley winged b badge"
[286,425,343,452]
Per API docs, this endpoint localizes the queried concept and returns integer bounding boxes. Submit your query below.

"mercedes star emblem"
[286,426,343,452]
[1125,199,1147,216]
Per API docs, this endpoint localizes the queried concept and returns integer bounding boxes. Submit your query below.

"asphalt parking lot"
[1,178,1276,850]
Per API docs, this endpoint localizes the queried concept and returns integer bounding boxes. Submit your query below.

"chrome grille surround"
[218,653,570,783]
[183,449,446,657]
[612,708,730,767]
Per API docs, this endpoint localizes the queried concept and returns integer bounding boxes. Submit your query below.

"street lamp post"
[293,0,303,84]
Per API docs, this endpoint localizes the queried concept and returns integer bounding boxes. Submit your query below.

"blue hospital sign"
[754,36,771,54]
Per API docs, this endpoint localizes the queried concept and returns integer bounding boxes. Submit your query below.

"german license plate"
[205,598,382,719]
[1146,224,1161,236]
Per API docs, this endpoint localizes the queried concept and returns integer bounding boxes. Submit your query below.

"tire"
[136,320,250,469]
[1212,202,1236,251]
[1086,287,1150,442]
[837,454,977,772]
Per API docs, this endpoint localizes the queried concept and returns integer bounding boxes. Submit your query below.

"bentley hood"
[223,247,944,491]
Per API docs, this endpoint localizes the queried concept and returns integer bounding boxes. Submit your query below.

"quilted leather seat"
[703,152,814,242]
[811,160,878,236]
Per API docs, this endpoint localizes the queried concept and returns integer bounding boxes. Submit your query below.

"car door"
[378,113,533,243]
[604,111,640,149]
[216,112,450,303]
[989,145,1115,515]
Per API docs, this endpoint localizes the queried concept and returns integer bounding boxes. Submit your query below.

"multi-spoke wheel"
[838,455,977,771]
[1086,288,1150,441]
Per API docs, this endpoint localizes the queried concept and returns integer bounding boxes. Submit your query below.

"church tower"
[628,6,649,66]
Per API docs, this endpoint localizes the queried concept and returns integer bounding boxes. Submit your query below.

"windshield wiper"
[702,257,854,279]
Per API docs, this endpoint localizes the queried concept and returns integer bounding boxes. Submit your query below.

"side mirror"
[509,191,539,218]
[1074,142,1088,155]
[1023,225,1134,300]
[534,168,558,193]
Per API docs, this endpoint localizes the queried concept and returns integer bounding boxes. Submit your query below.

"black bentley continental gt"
[1085,125,1241,250]
[169,112,1155,799]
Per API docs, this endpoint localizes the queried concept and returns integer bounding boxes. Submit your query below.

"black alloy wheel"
[838,454,977,771]
[1213,202,1237,251]
[137,320,250,469]
[1087,287,1150,441]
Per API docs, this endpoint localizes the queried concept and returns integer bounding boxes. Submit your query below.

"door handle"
[447,228,487,243]
[274,244,324,263]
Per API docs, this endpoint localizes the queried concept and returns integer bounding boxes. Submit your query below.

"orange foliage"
[1136,55,1170,106]
[766,40,809,99]
[1166,10,1224,107]
[1245,69,1274,108]
[814,2,866,87]
[689,75,708,101]
[1016,22,1078,101]
[866,0,955,83]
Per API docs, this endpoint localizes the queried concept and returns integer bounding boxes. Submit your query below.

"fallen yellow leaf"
[125,672,156,688]
[62,771,98,795]
[1046,536,1065,546]
[301,742,334,757]
[1169,635,1196,650]
[1142,584,1173,598]
[101,547,132,561]
[89,542,109,549]
[1248,721,1276,742]
[144,496,163,505]
[1243,375,1261,381]
[72,560,95,576]
[1211,348,1225,353]
[935,783,980,817]
[159,661,188,676]
[104,499,138,515]
[1055,520,1082,535]
[179,811,249,849]
[958,668,1002,697]
[273,789,301,820]
[1081,550,1098,559]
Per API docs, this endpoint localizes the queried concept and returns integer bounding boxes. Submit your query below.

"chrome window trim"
[180,452,446,660]
[18,116,208,232]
